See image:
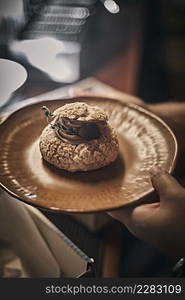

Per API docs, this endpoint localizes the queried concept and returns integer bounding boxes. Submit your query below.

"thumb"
[151,169,184,201]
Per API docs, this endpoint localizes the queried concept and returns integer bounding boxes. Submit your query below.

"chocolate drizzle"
[53,117,101,145]
[42,105,103,145]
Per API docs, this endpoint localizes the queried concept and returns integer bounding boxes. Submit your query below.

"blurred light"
[42,6,90,19]
[39,15,86,26]
[103,0,120,14]
[10,36,80,83]
[70,7,90,19]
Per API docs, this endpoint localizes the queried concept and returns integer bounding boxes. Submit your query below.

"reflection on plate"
[0,97,177,213]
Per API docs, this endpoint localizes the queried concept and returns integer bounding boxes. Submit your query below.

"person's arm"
[148,102,185,178]
[108,101,185,260]
[108,169,185,261]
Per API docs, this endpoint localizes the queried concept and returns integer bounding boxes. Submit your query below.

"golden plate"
[0,97,177,213]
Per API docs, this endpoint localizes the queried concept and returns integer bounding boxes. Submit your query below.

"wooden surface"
[95,7,144,95]
[96,31,142,95]
[101,223,123,278]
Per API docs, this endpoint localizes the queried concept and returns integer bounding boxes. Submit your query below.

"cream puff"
[39,102,119,172]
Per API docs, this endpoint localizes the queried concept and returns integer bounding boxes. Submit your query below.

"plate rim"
[0,96,178,213]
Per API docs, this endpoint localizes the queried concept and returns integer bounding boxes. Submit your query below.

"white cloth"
[0,192,60,277]
[0,191,89,278]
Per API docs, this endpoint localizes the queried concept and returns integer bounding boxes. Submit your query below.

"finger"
[151,169,184,201]
[109,203,160,242]
[131,202,160,224]
[108,200,160,226]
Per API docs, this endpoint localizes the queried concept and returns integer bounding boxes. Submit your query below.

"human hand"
[108,170,185,260]
[148,102,185,178]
